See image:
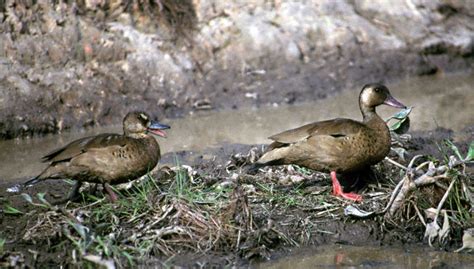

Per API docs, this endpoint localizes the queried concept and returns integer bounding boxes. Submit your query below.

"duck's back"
[39,134,161,184]
[257,117,391,173]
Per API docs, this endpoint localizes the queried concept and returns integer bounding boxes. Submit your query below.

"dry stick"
[142,205,175,233]
[236,229,242,249]
[140,226,188,241]
[382,176,406,213]
[385,154,456,217]
[411,201,426,227]
[408,155,424,168]
[382,155,422,216]
[386,154,464,217]
[385,157,408,170]
[387,165,443,217]
[74,197,106,210]
[415,161,431,171]
[424,177,457,247]
[433,176,457,225]
[387,174,416,217]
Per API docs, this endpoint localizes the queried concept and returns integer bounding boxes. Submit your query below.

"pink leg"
[330,171,362,202]
[103,183,118,203]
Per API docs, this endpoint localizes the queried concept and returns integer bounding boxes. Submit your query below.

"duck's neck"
[361,106,387,131]
[126,132,148,139]
[144,135,161,165]
[361,105,392,163]
[361,106,378,123]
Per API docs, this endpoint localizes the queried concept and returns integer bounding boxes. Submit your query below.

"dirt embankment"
[0,0,473,139]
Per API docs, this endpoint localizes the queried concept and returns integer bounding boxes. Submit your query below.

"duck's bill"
[148,122,170,137]
[384,95,406,109]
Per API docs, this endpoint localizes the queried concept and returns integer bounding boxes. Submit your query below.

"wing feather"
[268,118,366,144]
[42,133,127,163]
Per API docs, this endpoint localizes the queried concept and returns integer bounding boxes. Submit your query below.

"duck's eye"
[374,88,380,93]
[139,113,148,121]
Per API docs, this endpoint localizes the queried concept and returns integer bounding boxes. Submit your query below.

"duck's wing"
[268,118,365,145]
[257,118,368,168]
[42,133,127,163]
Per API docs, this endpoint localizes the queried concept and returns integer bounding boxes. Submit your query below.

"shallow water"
[0,72,473,183]
[257,244,474,269]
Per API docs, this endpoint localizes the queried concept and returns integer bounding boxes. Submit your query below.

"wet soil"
[0,72,473,267]
[0,124,472,267]
[258,244,474,269]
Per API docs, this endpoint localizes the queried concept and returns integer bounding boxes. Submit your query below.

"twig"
[415,161,431,171]
[385,157,408,170]
[411,201,426,227]
[74,197,106,210]
[408,155,423,169]
[382,177,405,213]
[142,205,174,233]
[433,177,457,224]
[387,174,415,217]
[385,156,450,217]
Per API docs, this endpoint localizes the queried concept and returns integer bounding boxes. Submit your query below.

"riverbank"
[1,0,473,139]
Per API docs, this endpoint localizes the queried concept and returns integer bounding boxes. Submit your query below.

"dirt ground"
[0,126,472,267]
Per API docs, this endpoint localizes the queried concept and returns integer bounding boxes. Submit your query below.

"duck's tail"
[23,176,42,187]
[244,162,266,175]
[5,176,42,193]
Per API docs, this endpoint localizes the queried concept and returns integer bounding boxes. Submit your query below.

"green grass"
[167,166,232,204]
[24,160,239,266]
[254,181,321,208]
[3,205,23,215]
[445,172,471,225]
[0,238,5,254]
[292,165,313,176]
[426,140,473,228]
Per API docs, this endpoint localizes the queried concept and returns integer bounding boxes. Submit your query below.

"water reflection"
[257,244,474,269]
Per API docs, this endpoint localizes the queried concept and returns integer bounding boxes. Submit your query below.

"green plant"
[3,205,23,215]
[0,238,5,254]
[386,107,412,133]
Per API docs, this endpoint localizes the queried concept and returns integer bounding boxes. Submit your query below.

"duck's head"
[123,111,170,138]
[359,84,406,110]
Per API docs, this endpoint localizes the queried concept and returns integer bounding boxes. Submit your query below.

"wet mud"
[258,245,474,269]
[0,125,472,268]
[1,73,473,267]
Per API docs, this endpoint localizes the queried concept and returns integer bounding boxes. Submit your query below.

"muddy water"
[257,244,474,269]
[1,72,473,183]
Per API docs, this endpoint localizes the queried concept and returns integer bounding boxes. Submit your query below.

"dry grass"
[2,135,473,267]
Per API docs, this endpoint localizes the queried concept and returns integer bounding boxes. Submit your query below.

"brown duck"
[250,84,406,201]
[24,111,170,202]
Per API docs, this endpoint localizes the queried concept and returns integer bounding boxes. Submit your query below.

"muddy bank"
[0,125,472,267]
[1,0,474,139]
